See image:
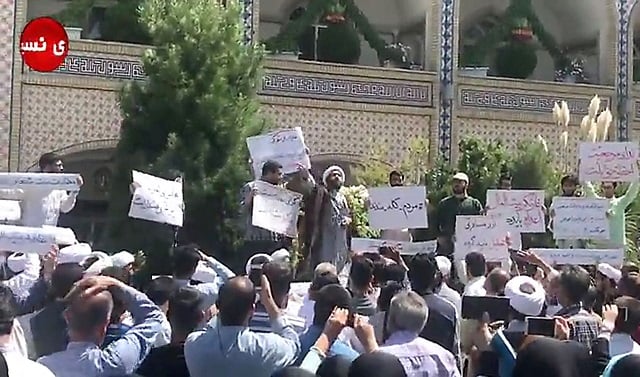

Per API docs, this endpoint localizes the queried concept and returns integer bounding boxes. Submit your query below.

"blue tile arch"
[616,0,638,141]
[438,0,455,161]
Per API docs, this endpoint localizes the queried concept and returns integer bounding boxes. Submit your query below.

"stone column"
[615,0,638,141]
[436,0,459,161]
[598,0,618,86]
[424,0,441,72]
[0,0,17,171]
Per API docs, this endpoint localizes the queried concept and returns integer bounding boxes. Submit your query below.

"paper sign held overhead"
[551,197,609,240]
[578,142,639,182]
[0,224,59,254]
[0,173,80,191]
[486,190,545,233]
[351,238,437,255]
[252,181,302,238]
[532,248,623,266]
[454,215,510,261]
[128,171,184,227]
[246,128,311,178]
[367,186,428,230]
[0,200,20,222]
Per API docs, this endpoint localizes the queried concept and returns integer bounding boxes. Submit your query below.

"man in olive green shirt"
[584,180,640,249]
[435,172,483,257]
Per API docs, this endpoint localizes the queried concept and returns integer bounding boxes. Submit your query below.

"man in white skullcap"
[110,250,136,273]
[308,165,351,272]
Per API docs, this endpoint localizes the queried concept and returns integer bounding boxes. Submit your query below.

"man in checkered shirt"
[555,265,601,349]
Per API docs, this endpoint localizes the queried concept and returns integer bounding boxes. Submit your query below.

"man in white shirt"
[0,153,83,227]
[597,297,640,357]
[463,252,487,297]
[0,285,54,376]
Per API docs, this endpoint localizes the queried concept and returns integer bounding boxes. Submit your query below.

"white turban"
[83,251,113,276]
[58,243,92,265]
[505,275,546,316]
[598,263,622,283]
[111,250,135,268]
[322,165,345,185]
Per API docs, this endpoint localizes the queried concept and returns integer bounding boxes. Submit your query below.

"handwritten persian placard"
[128,171,184,227]
[579,142,639,182]
[42,225,77,245]
[351,238,437,255]
[486,190,545,233]
[454,215,509,261]
[0,224,58,254]
[551,197,609,240]
[533,248,623,266]
[252,181,302,237]
[0,173,80,191]
[246,127,311,178]
[0,200,20,222]
[367,186,427,230]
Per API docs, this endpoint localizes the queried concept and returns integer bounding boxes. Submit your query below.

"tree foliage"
[104,0,265,267]
[457,138,509,206]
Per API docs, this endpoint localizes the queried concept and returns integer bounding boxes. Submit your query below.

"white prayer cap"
[598,263,622,283]
[191,261,216,283]
[322,165,345,185]
[435,256,452,277]
[7,253,27,273]
[452,172,469,183]
[314,262,337,277]
[83,251,113,276]
[271,249,290,264]
[245,253,273,275]
[58,243,92,265]
[505,275,546,316]
[111,250,135,268]
[42,226,78,246]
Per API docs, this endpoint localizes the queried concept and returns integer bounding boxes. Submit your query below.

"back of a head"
[387,290,428,335]
[262,160,282,176]
[583,284,598,312]
[349,352,407,377]
[317,355,352,377]
[614,296,640,334]
[271,367,315,377]
[465,252,486,278]
[310,272,340,294]
[262,261,294,304]
[168,287,204,334]
[172,244,201,279]
[100,266,131,285]
[66,290,114,337]
[377,281,404,312]
[513,337,590,377]
[559,265,591,304]
[145,276,177,306]
[0,286,17,335]
[314,262,337,277]
[38,152,60,171]
[314,284,351,326]
[217,276,256,326]
[486,268,510,295]
[606,354,640,377]
[408,253,438,293]
[50,263,85,300]
[350,256,374,289]
[619,272,640,299]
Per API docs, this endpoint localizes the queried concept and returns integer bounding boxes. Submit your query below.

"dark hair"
[317,355,352,377]
[465,252,486,278]
[380,264,407,285]
[50,263,85,300]
[271,367,315,377]
[389,170,404,181]
[38,152,61,171]
[583,285,598,312]
[168,287,204,334]
[350,256,374,289]
[560,174,579,187]
[559,265,591,304]
[408,253,438,293]
[614,296,640,334]
[262,261,294,307]
[313,284,351,326]
[499,172,512,183]
[486,268,510,296]
[100,266,131,285]
[217,277,255,326]
[66,291,113,334]
[0,286,16,335]
[371,258,387,286]
[145,276,177,306]
[622,263,640,275]
[618,272,640,299]
[310,272,340,293]
[172,244,201,279]
[377,281,404,312]
[261,160,282,176]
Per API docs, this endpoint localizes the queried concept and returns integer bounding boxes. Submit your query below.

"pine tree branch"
[342,0,387,63]
[264,0,328,52]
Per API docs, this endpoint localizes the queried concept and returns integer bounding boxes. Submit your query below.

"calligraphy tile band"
[459,89,611,114]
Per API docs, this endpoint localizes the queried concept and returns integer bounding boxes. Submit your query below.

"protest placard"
[0,224,59,254]
[533,248,623,266]
[0,173,80,191]
[578,142,639,182]
[128,171,184,227]
[551,197,609,239]
[246,127,311,177]
[367,186,428,230]
[486,190,545,233]
[351,238,437,255]
[454,215,510,261]
[0,200,20,222]
[252,181,302,238]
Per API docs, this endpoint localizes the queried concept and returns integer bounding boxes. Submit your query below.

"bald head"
[217,276,256,326]
[66,290,113,338]
[485,268,511,296]
[314,263,337,277]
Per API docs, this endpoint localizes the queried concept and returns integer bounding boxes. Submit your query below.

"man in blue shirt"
[297,284,359,364]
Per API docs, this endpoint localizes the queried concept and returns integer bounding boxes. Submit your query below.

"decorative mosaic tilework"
[19,85,122,170]
[260,105,430,166]
[635,100,640,119]
[616,0,638,140]
[460,89,611,114]
[437,0,455,161]
[242,0,254,44]
[261,73,433,107]
[45,55,146,81]
[0,0,15,171]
